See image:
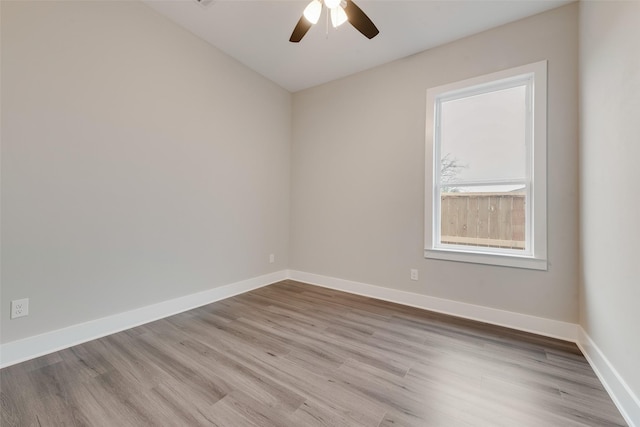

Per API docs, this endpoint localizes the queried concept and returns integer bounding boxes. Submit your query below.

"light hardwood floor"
[1,280,627,426]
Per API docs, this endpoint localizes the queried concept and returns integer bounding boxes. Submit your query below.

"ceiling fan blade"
[343,0,379,39]
[290,16,313,42]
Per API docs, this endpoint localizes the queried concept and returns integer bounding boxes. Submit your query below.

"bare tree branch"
[441,153,467,192]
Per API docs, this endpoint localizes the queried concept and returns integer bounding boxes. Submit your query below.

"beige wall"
[290,4,579,322]
[1,1,291,343]
[579,0,640,402]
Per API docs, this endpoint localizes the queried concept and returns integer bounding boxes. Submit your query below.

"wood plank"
[0,280,627,426]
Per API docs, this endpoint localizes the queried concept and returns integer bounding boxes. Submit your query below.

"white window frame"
[425,61,547,270]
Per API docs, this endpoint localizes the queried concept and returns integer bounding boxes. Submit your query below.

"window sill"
[424,248,547,271]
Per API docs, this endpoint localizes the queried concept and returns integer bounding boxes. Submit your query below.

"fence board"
[441,192,525,250]
[467,196,478,240]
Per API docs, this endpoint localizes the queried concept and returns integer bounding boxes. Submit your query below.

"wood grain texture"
[1,280,627,426]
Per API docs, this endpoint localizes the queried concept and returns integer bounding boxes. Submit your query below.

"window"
[425,61,547,270]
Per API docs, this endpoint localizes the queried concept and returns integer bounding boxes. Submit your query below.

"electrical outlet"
[269,253,275,264]
[410,269,419,281]
[11,298,29,319]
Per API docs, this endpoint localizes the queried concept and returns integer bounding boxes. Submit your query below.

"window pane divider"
[440,179,527,187]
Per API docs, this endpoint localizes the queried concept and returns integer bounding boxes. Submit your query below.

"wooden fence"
[441,192,525,250]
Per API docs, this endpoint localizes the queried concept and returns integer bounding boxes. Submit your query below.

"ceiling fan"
[290,0,379,43]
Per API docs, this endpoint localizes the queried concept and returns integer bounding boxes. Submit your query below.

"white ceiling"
[143,0,571,92]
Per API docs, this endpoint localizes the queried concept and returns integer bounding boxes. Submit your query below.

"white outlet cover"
[11,298,29,319]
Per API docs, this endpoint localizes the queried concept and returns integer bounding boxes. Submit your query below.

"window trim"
[424,61,548,270]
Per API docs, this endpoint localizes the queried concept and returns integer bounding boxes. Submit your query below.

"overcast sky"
[440,85,527,191]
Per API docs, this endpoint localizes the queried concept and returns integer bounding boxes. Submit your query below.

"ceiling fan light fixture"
[303,0,322,24]
[324,0,341,10]
[330,6,348,28]
[290,0,379,43]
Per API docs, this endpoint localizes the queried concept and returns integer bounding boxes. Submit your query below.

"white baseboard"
[577,328,640,427]
[288,270,578,342]
[0,270,288,369]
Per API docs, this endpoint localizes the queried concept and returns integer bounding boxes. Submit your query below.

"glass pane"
[440,185,525,250]
[440,85,527,184]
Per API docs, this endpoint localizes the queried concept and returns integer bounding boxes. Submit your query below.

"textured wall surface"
[291,4,579,322]
[1,1,291,343]
[579,0,640,407]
